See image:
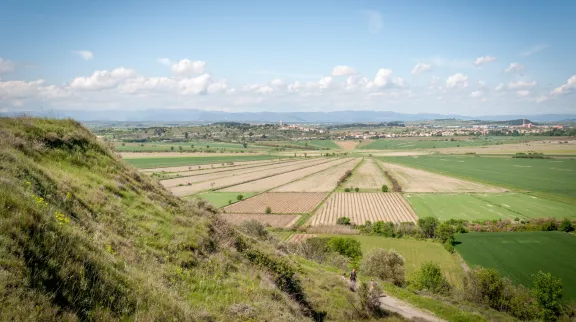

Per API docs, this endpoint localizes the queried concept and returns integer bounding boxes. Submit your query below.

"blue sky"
[1,0,575,115]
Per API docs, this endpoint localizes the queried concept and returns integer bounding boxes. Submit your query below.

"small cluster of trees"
[338,170,352,185]
[344,187,360,192]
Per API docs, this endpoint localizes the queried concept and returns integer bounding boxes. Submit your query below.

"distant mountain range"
[2,109,575,123]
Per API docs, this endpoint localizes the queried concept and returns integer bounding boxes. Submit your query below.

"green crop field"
[188,192,257,208]
[361,136,555,150]
[381,155,576,204]
[344,235,464,285]
[125,155,285,169]
[255,140,340,149]
[406,193,576,221]
[114,141,271,152]
[455,232,576,299]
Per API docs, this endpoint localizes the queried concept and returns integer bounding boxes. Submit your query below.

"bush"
[559,218,574,232]
[540,220,558,231]
[336,217,351,225]
[461,267,506,309]
[360,249,405,286]
[381,185,388,192]
[354,187,359,192]
[344,187,351,192]
[394,222,420,238]
[443,240,455,253]
[240,220,269,240]
[265,206,272,214]
[410,262,450,294]
[435,223,455,244]
[532,271,563,321]
[418,217,439,238]
[228,199,232,204]
[357,282,387,318]
[236,194,243,201]
[372,221,395,238]
[328,237,362,261]
[295,237,332,262]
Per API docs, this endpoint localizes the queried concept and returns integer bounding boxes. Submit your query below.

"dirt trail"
[379,294,447,322]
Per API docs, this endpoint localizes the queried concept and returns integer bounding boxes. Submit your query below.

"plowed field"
[141,158,284,173]
[273,158,361,192]
[221,214,300,228]
[309,192,417,226]
[344,159,391,190]
[223,192,327,214]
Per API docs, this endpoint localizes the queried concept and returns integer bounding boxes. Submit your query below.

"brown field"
[169,158,330,196]
[221,214,300,228]
[344,159,391,190]
[219,158,351,192]
[160,159,306,188]
[164,158,297,177]
[309,192,418,226]
[121,151,264,159]
[287,234,317,243]
[223,192,327,214]
[378,161,506,192]
[142,158,283,173]
[434,139,576,155]
[334,140,359,150]
[272,158,361,192]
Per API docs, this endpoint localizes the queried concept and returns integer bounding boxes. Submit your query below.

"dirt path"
[379,294,447,322]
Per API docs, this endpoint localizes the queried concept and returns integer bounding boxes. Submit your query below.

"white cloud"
[270,79,284,87]
[0,79,45,99]
[157,58,172,66]
[516,90,530,97]
[318,76,333,89]
[551,75,576,95]
[70,67,136,90]
[345,75,369,91]
[494,83,504,91]
[332,65,356,76]
[521,44,549,56]
[505,63,525,73]
[371,69,393,88]
[171,59,206,75]
[473,56,496,66]
[393,77,406,88]
[411,63,432,75]
[446,73,468,89]
[364,10,383,34]
[0,58,15,74]
[470,90,483,98]
[178,74,211,95]
[508,81,536,89]
[73,50,94,61]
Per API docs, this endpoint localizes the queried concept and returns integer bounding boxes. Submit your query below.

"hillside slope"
[0,118,369,321]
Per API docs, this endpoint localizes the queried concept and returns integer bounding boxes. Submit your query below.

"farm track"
[169,158,331,196]
[222,192,327,214]
[309,193,417,226]
[221,214,300,228]
[272,158,361,192]
[219,158,353,192]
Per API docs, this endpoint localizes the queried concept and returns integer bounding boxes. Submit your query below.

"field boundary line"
[335,157,365,191]
[271,157,358,192]
[374,159,403,192]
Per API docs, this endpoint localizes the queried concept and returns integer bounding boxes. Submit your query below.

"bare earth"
[219,158,351,192]
[435,140,576,155]
[120,152,264,159]
[169,158,330,196]
[141,158,284,173]
[221,214,300,228]
[379,295,447,322]
[334,140,359,150]
[309,192,418,226]
[165,159,297,177]
[344,159,391,190]
[378,161,506,193]
[272,158,361,192]
[223,192,327,214]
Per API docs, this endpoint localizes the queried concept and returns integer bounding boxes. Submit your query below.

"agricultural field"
[255,139,340,150]
[286,234,317,243]
[141,158,286,173]
[221,214,300,228]
[309,193,417,226]
[272,158,361,192]
[405,194,518,221]
[455,232,576,299]
[186,192,257,208]
[360,136,559,150]
[334,140,359,150]
[381,155,576,204]
[343,159,391,191]
[378,160,505,193]
[219,158,351,192]
[114,141,272,153]
[223,192,327,214]
[125,154,285,169]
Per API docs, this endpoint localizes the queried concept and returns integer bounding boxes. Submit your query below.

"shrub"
[532,271,563,321]
[381,185,388,192]
[336,217,351,225]
[265,206,272,214]
[228,199,232,204]
[357,282,387,318]
[418,217,439,238]
[328,237,362,261]
[295,237,332,263]
[394,222,420,238]
[540,220,558,231]
[354,187,359,192]
[236,194,243,201]
[344,187,351,192]
[443,240,455,253]
[461,267,506,309]
[435,223,455,244]
[240,220,269,240]
[372,221,395,238]
[559,218,574,232]
[360,249,405,286]
[410,262,450,294]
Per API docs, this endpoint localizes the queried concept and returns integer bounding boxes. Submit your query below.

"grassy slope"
[125,154,284,169]
[380,155,576,204]
[455,232,576,299]
[0,117,383,321]
[361,136,555,150]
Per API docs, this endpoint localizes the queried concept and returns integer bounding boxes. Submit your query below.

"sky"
[1,0,575,116]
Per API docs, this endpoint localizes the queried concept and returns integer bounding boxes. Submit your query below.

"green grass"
[361,136,556,150]
[455,232,576,299]
[187,191,257,208]
[255,140,340,149]
[381,155,576,204]
[114,141,272,152]
[125,154,285,168]
[405,193,576,221]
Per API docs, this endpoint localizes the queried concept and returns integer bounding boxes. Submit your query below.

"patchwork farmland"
[221,214,301,228]
[272,158,361,192]
[223,192,327,214]
[344,159,391,190]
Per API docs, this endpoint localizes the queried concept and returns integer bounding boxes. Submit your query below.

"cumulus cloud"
[332,65,356,76]
[508,81,536,89]
[157,58,172,66]
[473,56,496,66]
[171,59,206,75]
[505,63,525,73]
[70,67,136,90]
[0,79,45,99]
[73,50,94,61]
[0,58,16,74]
[411,63,432,75]
[446,73,468,89]
[364,10,383,34]
[370,69,393,88]
[551,75,576,95]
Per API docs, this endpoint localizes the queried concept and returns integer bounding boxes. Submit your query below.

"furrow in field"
[346,159,392,190]
[164,158,298,177]
[142,158,283,173]
[272,158,361,192]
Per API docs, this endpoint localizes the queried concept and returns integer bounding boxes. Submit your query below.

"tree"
[178,146,183,152]
[170,146,175,151]
[242,143,248,148]
[410,262,450,294]
[265,206,272,214]
[360,249,405,286]
[435,223,455,244]
[418,217,439,238]
[328,237,362,261]
[532,271,563,321]
[184,131,189,139]
[381,185,388,192]
[559,218,574,232]
[236,194,243,201]
[336,217,351,225]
